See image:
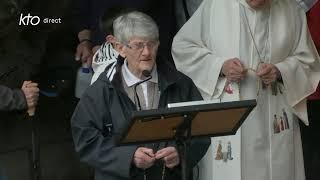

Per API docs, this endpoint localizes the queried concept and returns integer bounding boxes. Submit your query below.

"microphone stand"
[133,70,152,111]
[175,113,195,180]
[132,70,153,180]
[27,101,41,180]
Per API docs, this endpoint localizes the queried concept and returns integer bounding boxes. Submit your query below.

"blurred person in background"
[72,0,177,68]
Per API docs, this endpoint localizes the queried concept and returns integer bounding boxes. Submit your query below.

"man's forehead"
[129,37,157,43]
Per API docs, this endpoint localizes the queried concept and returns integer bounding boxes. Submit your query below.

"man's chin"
[141,60,155,68]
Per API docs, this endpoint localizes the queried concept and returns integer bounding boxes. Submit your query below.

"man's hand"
[221,58,246,83]
[75,29,93,67]
[155,147,180,169]
[256,63,281,85]
[21,81,39,110]
[133,147,155,169]
[75,40,93,67]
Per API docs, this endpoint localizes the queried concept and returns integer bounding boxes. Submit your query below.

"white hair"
[113,11,159,44]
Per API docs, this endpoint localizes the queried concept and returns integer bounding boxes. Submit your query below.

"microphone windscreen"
[142,70,151,77]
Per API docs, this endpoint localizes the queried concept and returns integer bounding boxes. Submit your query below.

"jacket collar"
[121,60,158,87]
[99,58,180,93]
[156,60,180,92]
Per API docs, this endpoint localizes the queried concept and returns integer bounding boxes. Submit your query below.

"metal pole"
[28,108,40,180]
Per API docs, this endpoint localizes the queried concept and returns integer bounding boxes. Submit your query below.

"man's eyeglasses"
[125,41,159,51]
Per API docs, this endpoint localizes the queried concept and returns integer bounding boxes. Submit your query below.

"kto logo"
[19,13,40,26]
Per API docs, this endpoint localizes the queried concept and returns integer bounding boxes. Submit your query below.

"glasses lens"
[128,41,158,51]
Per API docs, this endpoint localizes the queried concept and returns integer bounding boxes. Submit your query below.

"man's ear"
[114,42,126,58]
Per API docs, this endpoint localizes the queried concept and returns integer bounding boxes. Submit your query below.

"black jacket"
[71,62,210,180]
[0,85,26,111]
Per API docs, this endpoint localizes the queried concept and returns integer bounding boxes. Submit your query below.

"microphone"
[134,70,152,111]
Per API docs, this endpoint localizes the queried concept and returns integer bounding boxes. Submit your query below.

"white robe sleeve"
[172,0,228,97]
[275,6,320,124]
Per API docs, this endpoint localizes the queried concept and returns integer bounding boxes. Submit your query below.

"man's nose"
[141,45,152,55]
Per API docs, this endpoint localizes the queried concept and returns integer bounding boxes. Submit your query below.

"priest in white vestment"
[172,0,320,180]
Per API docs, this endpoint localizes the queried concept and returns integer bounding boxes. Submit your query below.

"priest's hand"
[256,63,281,85]
[221,58,246,83]
[156,147,180,169]
[133,147,156,169]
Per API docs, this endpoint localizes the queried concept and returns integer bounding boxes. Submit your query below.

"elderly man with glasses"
[71,11,210,180]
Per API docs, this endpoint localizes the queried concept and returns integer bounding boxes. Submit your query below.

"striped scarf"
[91,42,119,84]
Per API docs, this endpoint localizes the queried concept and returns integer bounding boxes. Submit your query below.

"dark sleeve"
[0,85,27,111]
[71,85,137,178]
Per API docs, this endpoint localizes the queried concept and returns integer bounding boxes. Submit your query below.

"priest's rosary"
[245,67,281,96]
[241,4,282,97]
